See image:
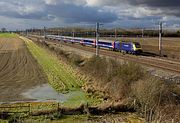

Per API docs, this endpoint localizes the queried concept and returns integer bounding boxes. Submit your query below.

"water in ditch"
[22,83,83,102]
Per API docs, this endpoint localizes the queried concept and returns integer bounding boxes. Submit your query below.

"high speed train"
[46,35,142,54]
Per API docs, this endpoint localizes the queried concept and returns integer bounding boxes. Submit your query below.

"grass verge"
[19,37,101,108]
[62,91,102,108]
[20,36,84,92]
[0,33,16,38]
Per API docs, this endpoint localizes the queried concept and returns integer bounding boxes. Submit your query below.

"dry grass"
[82,56,144,100]
[82,56,179,122]
[131,76,180,122]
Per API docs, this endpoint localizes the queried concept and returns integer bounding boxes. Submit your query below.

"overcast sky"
[0,0,180,30]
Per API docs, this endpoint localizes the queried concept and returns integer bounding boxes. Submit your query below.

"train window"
[84,40,93,43]
[98,42,111,45]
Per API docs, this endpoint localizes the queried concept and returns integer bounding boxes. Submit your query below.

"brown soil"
[0,37,47,102]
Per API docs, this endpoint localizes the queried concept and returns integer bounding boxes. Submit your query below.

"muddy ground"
[0,37,47,102]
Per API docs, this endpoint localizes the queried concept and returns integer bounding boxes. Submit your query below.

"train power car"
[120,42,142,54]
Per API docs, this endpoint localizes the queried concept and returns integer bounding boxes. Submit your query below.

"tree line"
[18,27,180,37]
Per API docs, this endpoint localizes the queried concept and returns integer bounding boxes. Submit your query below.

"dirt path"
[0,37,47,102]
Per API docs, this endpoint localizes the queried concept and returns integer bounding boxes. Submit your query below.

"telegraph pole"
[43,26,46,41]
[159,22,162,57]
[26,29,28,37]
[96,22,100,56]
[115,28,117,40]
[72,29,75,37]
[142,28,144,38]
[58,29,60,36]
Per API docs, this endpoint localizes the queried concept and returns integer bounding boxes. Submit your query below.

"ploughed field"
[0,34,47,102]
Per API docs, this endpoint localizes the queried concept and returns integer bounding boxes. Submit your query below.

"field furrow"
[0,35,48,102]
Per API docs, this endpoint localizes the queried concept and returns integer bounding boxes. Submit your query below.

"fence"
[0,102,61,116]
[0,104,31,115]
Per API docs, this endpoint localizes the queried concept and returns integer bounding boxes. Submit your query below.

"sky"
[0,0,180,30]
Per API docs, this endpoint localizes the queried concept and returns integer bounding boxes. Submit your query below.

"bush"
[48,45,55,51]
[82,56,108,80]
[82,55,179,122]
[112,62,144,84]
[68,53,84,66]
[48,112,62,120]
[131,76,178,122]
[82,56,144,100]
[8,114,23,123]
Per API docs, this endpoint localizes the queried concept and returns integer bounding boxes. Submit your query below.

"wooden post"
[96,22,99,56]
[159,22,162,57]
[28,103,31,115]
[57,103,59,111]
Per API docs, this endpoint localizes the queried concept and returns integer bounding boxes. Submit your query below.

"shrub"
[48,112,62,120]
[82,56,144,100]
[48,45,55,51]
[116,62,143,83]
[131,76,178,122]
[8,114,23,123]
[68,53,84,66]
[82,56,107,80]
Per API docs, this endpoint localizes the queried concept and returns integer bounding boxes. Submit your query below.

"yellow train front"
[117,41,143,54]
[132,42,143,54]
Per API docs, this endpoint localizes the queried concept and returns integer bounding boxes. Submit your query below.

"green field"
[0,33,16,38]
[21,36,84,92]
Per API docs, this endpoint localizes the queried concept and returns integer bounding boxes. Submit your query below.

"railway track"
[65,43,180,73]
[28,36,180,74]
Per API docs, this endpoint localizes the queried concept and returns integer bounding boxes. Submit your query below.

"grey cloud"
[95,0,180,8]
[87,0,180,18]
[127,0,180,7]
[0,0,47,20]
[122,16,162,21]
[46,3,118,23]
[0,0,117,23]
[101,0,180,17]
[0,11,50,20]
[129,0,180,17]
[0,0,179,29]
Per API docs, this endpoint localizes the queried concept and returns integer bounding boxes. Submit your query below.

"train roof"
[47,35,121,43]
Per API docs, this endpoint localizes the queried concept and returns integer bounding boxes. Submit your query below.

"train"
[45,35,142,54]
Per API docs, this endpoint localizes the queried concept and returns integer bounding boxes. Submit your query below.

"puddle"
[22,84,82,102]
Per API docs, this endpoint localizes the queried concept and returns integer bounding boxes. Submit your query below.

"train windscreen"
[135,43,141,48]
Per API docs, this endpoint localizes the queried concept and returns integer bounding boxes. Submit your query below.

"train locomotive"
[46,35,142,54]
